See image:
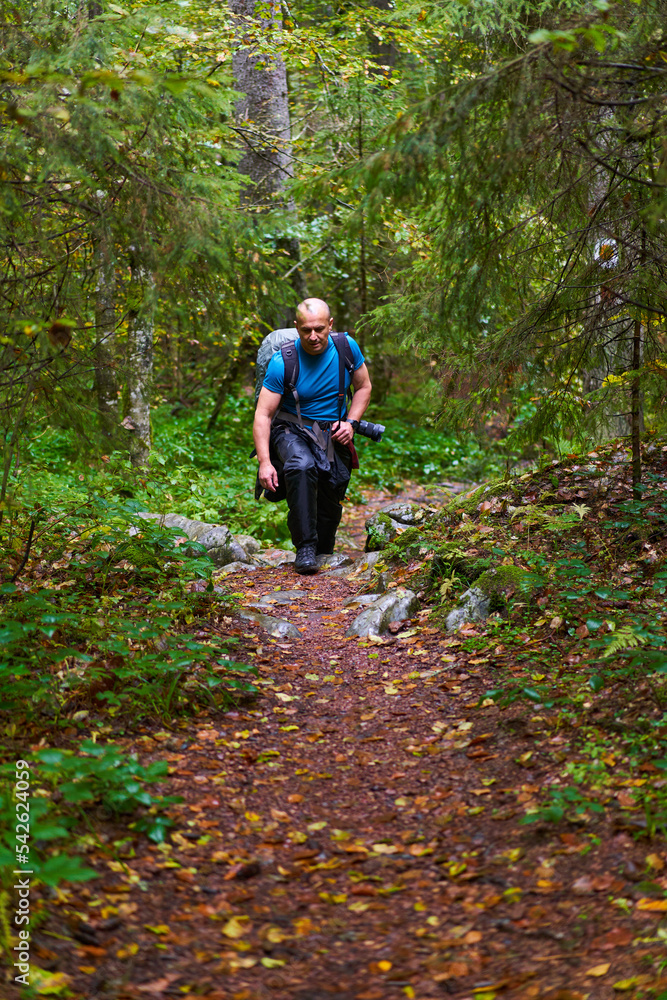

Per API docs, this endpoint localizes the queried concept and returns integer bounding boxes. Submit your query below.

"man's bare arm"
[332,363,372,444]
[253,387,283,491]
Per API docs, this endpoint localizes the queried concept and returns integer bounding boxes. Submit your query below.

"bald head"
[295,298,333,356]
[296,298,331,325]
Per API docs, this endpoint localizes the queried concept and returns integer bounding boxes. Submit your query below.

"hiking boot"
[294,543,317,575]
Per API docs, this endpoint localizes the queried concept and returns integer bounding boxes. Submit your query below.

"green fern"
[602,626,647,659]
[439,571,458,598]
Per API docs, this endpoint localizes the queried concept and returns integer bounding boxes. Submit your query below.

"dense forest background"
[2,0,666,538]
[3,0,667,969]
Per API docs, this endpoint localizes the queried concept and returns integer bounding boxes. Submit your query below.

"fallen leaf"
[222,916,251,938]
[585,963,610,977]
[637,898,667,911]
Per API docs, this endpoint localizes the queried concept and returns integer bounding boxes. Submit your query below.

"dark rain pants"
[270,422,352,554]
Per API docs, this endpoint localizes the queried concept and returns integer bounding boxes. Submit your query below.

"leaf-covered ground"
[8,447,667,1000]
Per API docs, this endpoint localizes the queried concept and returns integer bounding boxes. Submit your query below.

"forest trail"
[31,493,665,1000]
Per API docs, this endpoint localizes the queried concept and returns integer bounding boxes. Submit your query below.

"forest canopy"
[0,0,664,496]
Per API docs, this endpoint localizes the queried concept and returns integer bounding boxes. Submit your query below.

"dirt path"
[33,495,667,1000]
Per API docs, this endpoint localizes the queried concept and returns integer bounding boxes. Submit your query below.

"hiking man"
[253,298,372,574]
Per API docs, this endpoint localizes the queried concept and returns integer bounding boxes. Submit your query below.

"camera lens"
[357,420,385,442]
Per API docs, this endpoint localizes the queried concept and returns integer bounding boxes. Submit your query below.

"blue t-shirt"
[263,335,365,422]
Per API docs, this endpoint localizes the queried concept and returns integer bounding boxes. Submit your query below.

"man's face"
[295,308,333,356]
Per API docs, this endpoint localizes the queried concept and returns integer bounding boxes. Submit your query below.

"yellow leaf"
[613,979,640,991]
[78,966,96,975]
[586,963,610,977]
[222,916,250,939]
[265,926,287,943]
[28,968,72,996]
[348,901,370,913]
[372,843,398,854]
[261,957,285,968]
[637,897,667,911]
[116,943,139,958]
[378,960,392,972]
[646,853,664,871]
[144,924,170,935]
[384,686,399,695]
[229,956,257,970]
[245,811,261,822]
[293,917,314,936]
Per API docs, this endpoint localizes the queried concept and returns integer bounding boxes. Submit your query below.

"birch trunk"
[93,224,119,443]
[125,250,155,468]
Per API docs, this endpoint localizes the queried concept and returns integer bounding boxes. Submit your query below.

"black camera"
[356,419,385,442]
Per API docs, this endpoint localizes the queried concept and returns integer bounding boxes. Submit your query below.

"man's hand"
[332,420,355,446]
[258,460,280,492]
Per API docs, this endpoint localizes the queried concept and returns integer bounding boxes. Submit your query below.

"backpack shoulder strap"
[280,340,303,426]
[331,331,355,374]
[331,332,355,423]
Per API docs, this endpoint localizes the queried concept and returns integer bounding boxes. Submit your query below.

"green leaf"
[521,687,543,702]
[38,855,98,885]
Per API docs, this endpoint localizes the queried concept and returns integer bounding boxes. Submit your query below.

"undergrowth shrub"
[0,496,258,724]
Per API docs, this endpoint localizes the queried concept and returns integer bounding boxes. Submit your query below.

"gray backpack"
[254,328,297,403]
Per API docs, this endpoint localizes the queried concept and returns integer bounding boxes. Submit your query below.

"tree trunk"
[125,249,155,468]
[93,224,119,444]
[631,317,642,499]
[582,114,644,443]
[229,0,306,324]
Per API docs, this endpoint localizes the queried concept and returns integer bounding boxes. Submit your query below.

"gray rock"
[367,571,391,595]
[445,587,491,632]
[343,593,382,609]
[375,502,435,526]
[364,512,398,552]
[216,561,259,576]
[237,610,301,639]
[317,553,354,571]
[234,533,262,555]
[346,551,385,580]
[255,548,296,567]
[138,512,252,566]
[345,587,420,638]
[254,589,307,606]
[363,503,436,552]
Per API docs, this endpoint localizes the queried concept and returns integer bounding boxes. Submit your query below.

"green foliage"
[0,741,180,896]
[521,785,605,826]
[0,492,258,724]
[31,741,180,842]
[361,0,667,453]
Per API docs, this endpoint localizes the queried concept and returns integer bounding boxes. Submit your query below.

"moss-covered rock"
[442,479,521,518]
[365,512,398,552]
[364,503,436,552]
[474,564,539,611]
